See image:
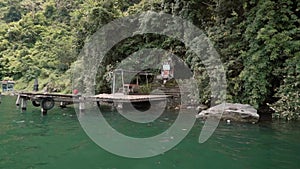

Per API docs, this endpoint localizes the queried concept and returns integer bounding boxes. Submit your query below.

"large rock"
[196,103,259,123]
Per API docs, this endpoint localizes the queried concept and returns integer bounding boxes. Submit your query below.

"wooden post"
[96,101,101,109]
[79,97,85,111]
[16,94,21,107]
[41,108,47,116]
[79,102,85,110]
[121,70,125,94]
[59,102,67,108]
[117,102,123,109]
[21,98,27,111]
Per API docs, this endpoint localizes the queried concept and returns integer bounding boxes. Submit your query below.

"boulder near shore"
[196,103,260,123]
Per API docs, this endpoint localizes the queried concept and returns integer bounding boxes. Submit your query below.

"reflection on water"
[0,96,299,169]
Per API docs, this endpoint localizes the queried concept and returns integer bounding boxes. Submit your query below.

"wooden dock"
[15,92,171,115]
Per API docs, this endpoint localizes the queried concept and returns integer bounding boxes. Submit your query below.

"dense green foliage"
[0,0,299,119]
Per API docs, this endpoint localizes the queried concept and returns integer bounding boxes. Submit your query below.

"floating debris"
[15,120,25,124]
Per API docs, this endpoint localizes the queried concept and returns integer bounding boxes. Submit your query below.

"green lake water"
[0,96,299,169]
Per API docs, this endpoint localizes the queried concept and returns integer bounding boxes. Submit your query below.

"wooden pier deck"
[92,93,170,103]
[15,92,171,115]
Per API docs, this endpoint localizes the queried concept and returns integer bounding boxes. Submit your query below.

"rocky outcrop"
[196,103,259,123]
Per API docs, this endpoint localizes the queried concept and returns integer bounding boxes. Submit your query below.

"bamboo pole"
[112,72,116,94]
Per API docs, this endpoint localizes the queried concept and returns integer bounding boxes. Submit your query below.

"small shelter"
[1,80,15,92]
[111,69,154,94]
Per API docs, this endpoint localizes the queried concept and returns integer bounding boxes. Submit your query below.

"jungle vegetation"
[0,0,299,120]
